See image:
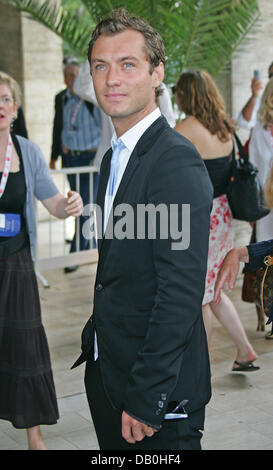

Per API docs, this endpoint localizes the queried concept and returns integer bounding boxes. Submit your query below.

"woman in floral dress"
[173,70,259,372]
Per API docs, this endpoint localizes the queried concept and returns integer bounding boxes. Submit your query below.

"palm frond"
[160,0,260,81]
[1,0,94,58]
[2,0,260,83]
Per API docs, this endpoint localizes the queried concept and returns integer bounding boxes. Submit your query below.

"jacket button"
[96,283,103,291]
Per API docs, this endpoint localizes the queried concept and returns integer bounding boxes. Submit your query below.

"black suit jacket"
[73,116,213,429]
[50,89,94,163]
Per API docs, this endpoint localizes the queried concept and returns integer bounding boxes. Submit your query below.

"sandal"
[232,360,260,372]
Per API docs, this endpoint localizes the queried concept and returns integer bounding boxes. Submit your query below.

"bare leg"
[209,291,258,366]
[26,426,47,450]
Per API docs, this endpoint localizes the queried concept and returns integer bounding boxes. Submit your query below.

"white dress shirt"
[94,107,162,360]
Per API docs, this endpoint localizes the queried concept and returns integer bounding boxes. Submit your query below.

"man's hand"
[121,411,158,444]
[49,159,56,169]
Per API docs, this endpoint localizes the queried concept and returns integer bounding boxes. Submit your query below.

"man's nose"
[106,66,121,87]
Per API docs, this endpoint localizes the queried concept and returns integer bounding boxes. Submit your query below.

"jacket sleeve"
[245,239,273,272]
[123,143,213,428]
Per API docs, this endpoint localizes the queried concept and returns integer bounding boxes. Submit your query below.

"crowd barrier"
[35,165,99,287]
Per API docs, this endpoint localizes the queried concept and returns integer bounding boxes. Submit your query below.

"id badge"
[0,214,5,229]
[0,213,21,237]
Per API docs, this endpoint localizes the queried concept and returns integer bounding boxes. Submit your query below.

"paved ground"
[1,221,273,451]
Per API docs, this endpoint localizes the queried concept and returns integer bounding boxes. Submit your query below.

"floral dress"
[203,155,233,305]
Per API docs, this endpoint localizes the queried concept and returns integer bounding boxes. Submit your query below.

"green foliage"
[1,0,260,83]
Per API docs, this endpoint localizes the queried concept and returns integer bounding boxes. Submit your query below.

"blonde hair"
[0,70,21,106]
[258,77,273,129]
[265,163,273,209]
[174,69,236,142]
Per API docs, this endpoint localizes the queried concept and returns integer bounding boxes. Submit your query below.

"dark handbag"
[253,253,273,334]
[242,224,266,331]
[226,133,270,222]
[242,270,258,303]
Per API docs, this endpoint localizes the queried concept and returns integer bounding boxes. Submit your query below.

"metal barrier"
[35,165,99,287]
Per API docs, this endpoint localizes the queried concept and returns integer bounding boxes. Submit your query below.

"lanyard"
[0,133,12,199]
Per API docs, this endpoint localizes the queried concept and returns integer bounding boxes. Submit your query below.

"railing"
[35,165,99,287]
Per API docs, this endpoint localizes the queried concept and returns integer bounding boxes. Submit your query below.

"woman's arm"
[41,190,83,219]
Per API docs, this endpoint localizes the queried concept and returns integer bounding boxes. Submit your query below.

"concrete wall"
[0,4,24,101]
[21,13,64,159]
[232,0,273,141]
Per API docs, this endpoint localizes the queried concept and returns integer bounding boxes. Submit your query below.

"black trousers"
[84,359,205,451]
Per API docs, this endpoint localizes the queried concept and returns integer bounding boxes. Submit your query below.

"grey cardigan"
[17,136,59,258]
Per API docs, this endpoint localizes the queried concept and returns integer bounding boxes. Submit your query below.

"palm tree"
[1,0,260,84]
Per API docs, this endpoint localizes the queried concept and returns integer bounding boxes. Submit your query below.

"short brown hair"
[174,70,236,142]
[87,8,165,98]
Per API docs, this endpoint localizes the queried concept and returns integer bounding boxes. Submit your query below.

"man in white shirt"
[72,8,212,451]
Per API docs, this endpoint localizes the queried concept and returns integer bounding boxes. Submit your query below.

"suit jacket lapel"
[96,148,111,252]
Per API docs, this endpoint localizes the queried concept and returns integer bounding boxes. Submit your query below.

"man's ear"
[152,62,165,88]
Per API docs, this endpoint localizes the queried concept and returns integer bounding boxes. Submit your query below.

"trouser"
[62,152,98,252]
[84,359,205,451]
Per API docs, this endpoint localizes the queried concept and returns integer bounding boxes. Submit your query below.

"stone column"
[0,1,64,159]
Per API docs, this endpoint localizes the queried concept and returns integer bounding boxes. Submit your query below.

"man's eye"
[95,64,105,70]
[124,63,134,69]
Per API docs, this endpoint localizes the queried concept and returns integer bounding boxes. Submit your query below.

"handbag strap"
[232,133,249,163]
[260,255,273,315]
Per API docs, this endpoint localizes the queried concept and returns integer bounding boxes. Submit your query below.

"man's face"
[90,29,164,132]
[64,65,79,92]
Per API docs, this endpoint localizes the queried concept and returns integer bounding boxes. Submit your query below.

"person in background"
[214,163,273,339]
[248,77,273,243]
[173,70,259,372]
[50,56,102,272]
[237,61,273,130]
[0,70,83,450]
[0,69,28,138]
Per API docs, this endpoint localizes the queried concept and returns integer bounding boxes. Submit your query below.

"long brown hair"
[174,70,236,142]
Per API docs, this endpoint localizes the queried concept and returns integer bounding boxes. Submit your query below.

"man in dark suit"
[72,9,213,450]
